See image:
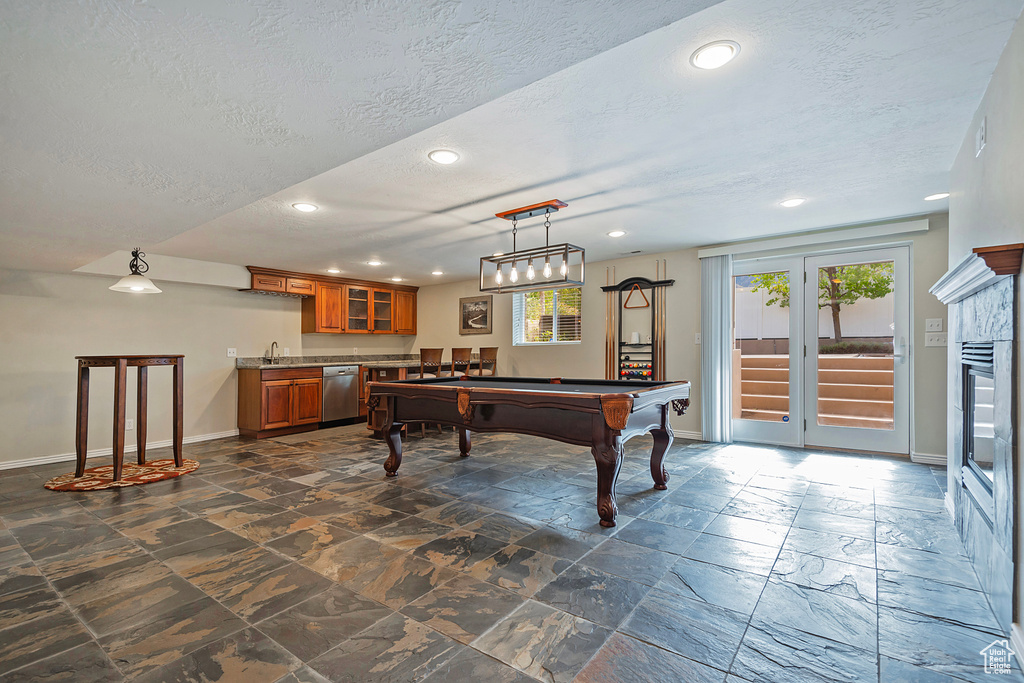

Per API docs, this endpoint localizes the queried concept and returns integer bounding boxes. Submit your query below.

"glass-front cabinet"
[345,285,394,333]
[373,290,392,332]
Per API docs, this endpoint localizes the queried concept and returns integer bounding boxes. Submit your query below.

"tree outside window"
[516,288,582,344]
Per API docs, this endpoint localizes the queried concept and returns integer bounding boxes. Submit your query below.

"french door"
[732,247,910,454]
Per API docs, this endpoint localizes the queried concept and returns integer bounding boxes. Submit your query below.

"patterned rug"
[44,458,200,491]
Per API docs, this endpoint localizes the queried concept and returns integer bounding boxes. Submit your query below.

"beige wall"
[0,269,410,465]
[947,14,1024,624]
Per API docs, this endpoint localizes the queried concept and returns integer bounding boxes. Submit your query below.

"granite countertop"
[235,354,473,370]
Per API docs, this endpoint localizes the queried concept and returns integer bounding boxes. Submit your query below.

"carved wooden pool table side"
[367,376,690,527]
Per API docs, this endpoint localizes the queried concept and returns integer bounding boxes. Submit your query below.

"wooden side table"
[75,355,183,480]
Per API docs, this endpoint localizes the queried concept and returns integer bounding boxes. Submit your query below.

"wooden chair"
[408,348,444,436]
[475,347,498,376]
[407,348,444,379]
[441,348,472,377]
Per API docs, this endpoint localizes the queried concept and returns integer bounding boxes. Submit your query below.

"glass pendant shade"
[109,273,161,293]
[543,259,552,278]
[560,259,568,276]
[509,263,519,283]
[495,268,503,285]
[526,261,535,280]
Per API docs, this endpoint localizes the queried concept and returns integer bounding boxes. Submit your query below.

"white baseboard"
[0,430,240,471]
[675,430,703,441]
[1011,624,1024,671]
[911,451,947,466]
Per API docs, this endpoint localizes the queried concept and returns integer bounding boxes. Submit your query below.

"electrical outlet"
[227,348,237,357]
[925,332,947,347]
[282,347,290,356]
[353,347,358,355]
[694,333,702,345]
[925,319,943,332]
[126,418,135,430]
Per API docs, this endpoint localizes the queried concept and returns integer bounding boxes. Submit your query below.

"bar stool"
[407,348,443,379]
[441,348,472,378]
[475,347,498,376]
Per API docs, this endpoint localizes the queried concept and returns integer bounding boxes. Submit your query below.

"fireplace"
[931,243,1021,631]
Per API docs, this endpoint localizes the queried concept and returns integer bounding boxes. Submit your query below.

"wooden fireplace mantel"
[930,243,1023,305]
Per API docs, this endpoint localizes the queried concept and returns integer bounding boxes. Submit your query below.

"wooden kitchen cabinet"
[395,290,416,335]
[302,283,343,333]
[239,367,322,438]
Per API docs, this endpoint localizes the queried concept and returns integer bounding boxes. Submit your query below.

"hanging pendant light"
[109,248,161,294]
[479,200,584,293]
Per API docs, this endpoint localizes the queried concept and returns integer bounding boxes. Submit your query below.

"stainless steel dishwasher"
[322,365,360,423]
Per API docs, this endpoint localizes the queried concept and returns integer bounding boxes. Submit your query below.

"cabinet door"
[261,380,293,430]
[345,286,370,333]
[316,284,343,333]
[292,378,322,425]
[394,291,416,335]
[372,289,393,333]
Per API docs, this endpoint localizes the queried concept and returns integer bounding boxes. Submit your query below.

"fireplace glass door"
[966,367,995,487]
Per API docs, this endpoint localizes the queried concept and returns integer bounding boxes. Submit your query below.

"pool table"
[366,376,690,527]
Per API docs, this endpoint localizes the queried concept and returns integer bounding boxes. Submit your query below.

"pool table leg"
[458,428,471,457]
[650,416,674,490]
[383,422,404,477]
[591,434,623,528]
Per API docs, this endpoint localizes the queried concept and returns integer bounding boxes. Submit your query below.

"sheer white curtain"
[700,254,733,443]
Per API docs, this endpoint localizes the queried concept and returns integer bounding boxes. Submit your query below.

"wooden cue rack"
[602,261,674,381]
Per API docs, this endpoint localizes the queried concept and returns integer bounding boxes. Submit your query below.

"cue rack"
[602,260,675,381]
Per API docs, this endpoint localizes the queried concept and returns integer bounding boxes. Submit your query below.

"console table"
[75,355,183,480]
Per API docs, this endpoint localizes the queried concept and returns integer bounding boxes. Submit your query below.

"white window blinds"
[513,288,582,345]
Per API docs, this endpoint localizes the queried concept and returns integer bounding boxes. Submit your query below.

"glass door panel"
[804,248,909,453]
[732,257,801,446]
[347,286,369,332]
[373,290,392,332]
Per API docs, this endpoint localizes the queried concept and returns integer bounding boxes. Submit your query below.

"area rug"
[44,458,200,491]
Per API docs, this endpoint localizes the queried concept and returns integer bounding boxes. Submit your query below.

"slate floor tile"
[705,514,790,548]
[76,572,207,637]
[621,589,747,670]
[353,551,458,608]
[329,503,410,533]
[235,511,321,544]
[792,508,875,541]
[0,586,65,631]
[204,500,288,529]
[364,515,454,550]
[1,641,123,682]
[178,545,290,595]
[414,529,508,570]
[299,536,404,584]
[577,632,726,683]
[877,570,1000,631]
[468,544,572,597]
[474,600,612,683]
[578,537,678,586]
[309,612,461,683]
[125,517,224,551]
[0,608,93,676]
[782,527,875,568]
[150,529,256,573]
[879,655,965,683]
[256,584,393,661]
[875,543,981,590]
[211,562,333,622]
[421,647,535,683]
[752,580,877,652]
[460,512,539,543]
[800,493,875,520]
[731,620,878,683]
[132,627,302,683]
[683,533,780,576]
[657,557,767,615]
[515,525,607,562]
[418,499,491,527]
[638,501,717,531]
[613,518,701,555]
[9,514,123,560]
[53,554,174,608]
[0,563,46,597]
[534,563,650,629]
[401,574,524,643]
[772,549,876,602]
[265,522,356,560]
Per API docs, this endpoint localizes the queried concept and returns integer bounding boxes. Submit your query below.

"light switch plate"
[925,319,943,332]
[694,333,702,345]
[283,348,290,356]
[925,332,947,347]
[227,348,237,357]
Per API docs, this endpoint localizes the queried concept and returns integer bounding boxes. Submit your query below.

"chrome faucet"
[270,341,279,365]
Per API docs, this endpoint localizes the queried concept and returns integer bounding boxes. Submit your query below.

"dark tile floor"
[0,426,1019,682]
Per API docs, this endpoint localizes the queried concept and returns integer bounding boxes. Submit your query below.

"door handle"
[894,336,907,365]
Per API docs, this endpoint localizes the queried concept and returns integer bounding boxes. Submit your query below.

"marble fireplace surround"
[931,243,1022,632]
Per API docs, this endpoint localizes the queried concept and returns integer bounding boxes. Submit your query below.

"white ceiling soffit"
[156,0,1023,285]
[0,0,723,273]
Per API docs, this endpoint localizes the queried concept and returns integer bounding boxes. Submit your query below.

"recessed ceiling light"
[608,230,627,238]
[780,198,806,208]
[431,270,444,275]
[690,41,740,70]
[367,261,382,266]
[492,252,504,257]
[428,149,460,165]
[326,268,340,274]
[924,193,950,201]
[391,277,403,282]
[292,203,318,212]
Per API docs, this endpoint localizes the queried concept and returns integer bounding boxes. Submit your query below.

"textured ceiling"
[2,0,1022,283]
[0,0,719,272]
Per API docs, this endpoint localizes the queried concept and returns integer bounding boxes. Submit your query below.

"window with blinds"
[512,287,582,345]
